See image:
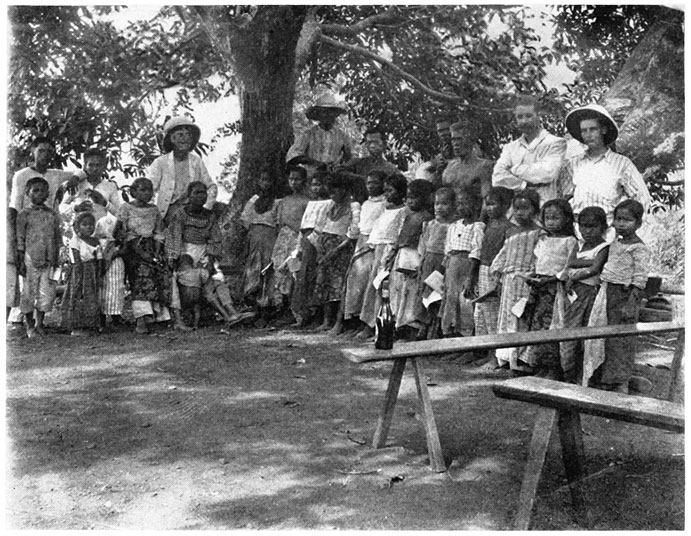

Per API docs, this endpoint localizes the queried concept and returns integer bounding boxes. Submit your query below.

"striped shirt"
[600,238,651,289]
[444,220,484,259]
[490,229,541,276]
[563,149,652,223]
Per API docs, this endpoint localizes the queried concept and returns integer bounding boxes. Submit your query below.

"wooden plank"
[411,358,445,472]
[514,407,557,530]
[372,358,407,449]
[557,410,589,527]
[493,377,684,433]
[667,331,684,402]
[341,321,684,364]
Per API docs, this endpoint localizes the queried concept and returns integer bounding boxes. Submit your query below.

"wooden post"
[411,357,446,472]
[372,357,407,449]
[557,409,589,527]
[667,331,684,402]
[514,407,557,530]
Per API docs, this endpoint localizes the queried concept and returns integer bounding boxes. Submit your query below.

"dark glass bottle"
[375,282,395,350]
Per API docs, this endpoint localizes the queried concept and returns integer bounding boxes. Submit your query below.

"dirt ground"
[5,318,684,530]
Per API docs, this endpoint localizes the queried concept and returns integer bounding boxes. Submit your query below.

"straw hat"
[305,94,347,121]
[162,116,201,153]
[565,104,619,146]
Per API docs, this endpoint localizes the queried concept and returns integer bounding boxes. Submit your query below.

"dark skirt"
[594,283,642,385]
[123,237,171,305]
[559,282,599,381]
[242,224,278,305]
[61,260,101,330]
[524,279,560,369]
[315,233,354,304]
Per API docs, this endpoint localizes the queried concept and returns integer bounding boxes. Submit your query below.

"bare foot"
[479,355,500,371]
[328,321,344,336]
[354,326,373,341]
[174,322,192,332]
[317,321,333,332]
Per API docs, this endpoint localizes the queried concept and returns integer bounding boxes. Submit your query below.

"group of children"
[238,165,651,394]
[15,161,652,393]
[15,174,249,338]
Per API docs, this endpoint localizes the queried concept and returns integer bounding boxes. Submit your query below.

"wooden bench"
[493,376,684,529]
[341,321,684,474]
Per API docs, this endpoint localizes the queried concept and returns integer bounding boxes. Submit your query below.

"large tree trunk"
[600,17,684,188]
[195,6,307,281]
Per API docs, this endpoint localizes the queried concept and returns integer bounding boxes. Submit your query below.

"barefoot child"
[523,198,578,379]
[439,185,484,338]
[471,187,515,369]
[339,170,388,334]
[290,173,331,327]
[270,167,310,320]
[491,190,542,372]
[314,172,360,330]
[116,177,171,334]
[61,211,103,336]
[558,206,609,383]
[415,187,457,339]
[388,179,433,340]
[583,200,651,393]
[240,168,279,325]
[167,181,251,328]
[16,177,62,337]
[355,173,408,340]
[95,211,127,329]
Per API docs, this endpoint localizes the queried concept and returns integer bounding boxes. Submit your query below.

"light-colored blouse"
[534,234,578,276]
[367,206,407,246]
[600,238,651,289]
[320,201,361,238]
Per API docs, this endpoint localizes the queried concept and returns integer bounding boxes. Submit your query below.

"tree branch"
[318,34,467,105]
[320,10,403,37]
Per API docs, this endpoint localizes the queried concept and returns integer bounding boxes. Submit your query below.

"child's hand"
[461,277,475,300]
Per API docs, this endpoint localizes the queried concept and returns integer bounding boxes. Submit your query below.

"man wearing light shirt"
[561,103,651,225]
[491,95,567,205]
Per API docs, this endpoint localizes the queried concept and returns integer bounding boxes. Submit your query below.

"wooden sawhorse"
[493,376,685,529]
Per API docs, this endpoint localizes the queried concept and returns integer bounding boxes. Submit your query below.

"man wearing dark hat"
[441,121,493,200]
[285,93,353,171]
[562,103,651,225]
[147,116,217,223]
[492,95,566,204]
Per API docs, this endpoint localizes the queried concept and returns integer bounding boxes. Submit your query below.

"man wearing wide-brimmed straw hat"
[147,116,218,224]
[286,93,353,171]
[561,103,651,225]
[492,95,567,205]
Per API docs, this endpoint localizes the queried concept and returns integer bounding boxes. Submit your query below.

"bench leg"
[372,357,407,449]
[557,409,589,526]
[667,331,684,402]
[514,406,557,530]
[411,357,445,473]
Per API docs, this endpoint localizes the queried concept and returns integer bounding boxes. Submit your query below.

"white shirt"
[492,128,567,204]
[59,178,122,223]
[10,167,84,211]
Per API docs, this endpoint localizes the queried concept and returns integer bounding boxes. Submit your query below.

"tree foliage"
[8,4,684,210]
